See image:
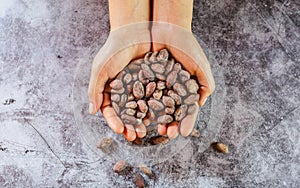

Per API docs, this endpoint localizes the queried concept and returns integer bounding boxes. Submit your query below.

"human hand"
[152,22,215,138]
[88,23,151,141]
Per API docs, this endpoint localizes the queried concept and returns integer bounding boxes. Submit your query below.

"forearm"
[153,0,193,31]
[109,0,150,30]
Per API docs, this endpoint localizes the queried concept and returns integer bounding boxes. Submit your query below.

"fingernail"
[202,97,207,106]
[89,102,95,114]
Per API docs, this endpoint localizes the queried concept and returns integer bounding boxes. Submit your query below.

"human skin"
[152,0,215,138]
[88,0,151,141]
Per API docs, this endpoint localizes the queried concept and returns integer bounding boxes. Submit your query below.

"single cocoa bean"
[188,103,198,114]
[141,64,155,81]
[165,58,175,74]
[134,173,145,188]
[137,100,148,113]
[184,94,200,105]
[138,164,154,178]
[148,99,164,111]
[156,73,166,81]
[165,106,175,114]
[109,79,123,90]
[133,81,144,99]
[166,71,178,88]
[156,81,166,90]
[96,137,114,153]
[111,87,125,94]
[157,115,173,124]
[121,114,137,125]
[173,83,187,96]
[157,48,169,62]
[151,63,165,74]
[190,129,200,137]
[179,70,190,82]
[123,73,132,84]
[125,101,137,109]
[162,96,175,107]
[149,51,158,63]
[211,142,229,154]
[127,63,140,71]
[185,79,199,94]
[125,108,136,116]
[113,160,129,174]
[145,82,156,97]
[168,90,182,105]
[111,94,120,102]
[174,105,188,121]
[153,89,163,100]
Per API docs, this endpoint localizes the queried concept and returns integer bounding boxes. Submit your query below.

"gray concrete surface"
[0,0,299,187]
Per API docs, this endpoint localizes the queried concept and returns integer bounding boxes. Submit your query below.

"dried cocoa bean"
[156,81,166,90]
[111,87,125,94]
[157,49,169,62]
[148,99,164,111]
[112,102,120,114]
[165,106,175,114]
[156,73,166,81]
[149,51,158,63]
[144,52,152,64]
[165,58,175,74]
[132,58,144,65]
[141,64,155,81]
[173,83,187,96]
[119,94,127,107]
[162,96,175,107]
[138,70,148,84]
[109,79,123,90]
[137,100,148,113]
[149,136,169,145]
[138,164,154,178]
[136,112,146,119]
[153,89,163,100]
[166,71,178,88]
[184,94,200,105]
[111,94,120,102]
[185,79,199,94]
[157,115,173,124]
[125,101,137,109]
[134,173,145,188]
[133,81,144,99]
[211,142,228,154]
[188,103,198,114]
[128,93,135,101]
[127,63,140,71]
[125,108,136,116]
[151,63,165,74]
[167,90,181,105]
[145,82,156,97]
[179,70,190,82]
[173,63,182,72]
[174,105,188,121]
[123,73,132,84]
[190,129,200,137]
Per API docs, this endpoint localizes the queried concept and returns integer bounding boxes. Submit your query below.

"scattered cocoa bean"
[134,173,145,188]
[137,100,148,113]
[211,142,228,154]
[138,164,153,178]
[96,137,114,153]
[190,129,200,137]
[113,160,129,174]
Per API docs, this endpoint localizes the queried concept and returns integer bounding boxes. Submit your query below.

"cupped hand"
[152,22,215,138]
[88,23,151,141]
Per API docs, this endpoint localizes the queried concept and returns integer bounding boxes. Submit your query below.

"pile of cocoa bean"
[108,49,200,141]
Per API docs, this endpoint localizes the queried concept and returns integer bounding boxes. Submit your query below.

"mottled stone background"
[0,0,299,187]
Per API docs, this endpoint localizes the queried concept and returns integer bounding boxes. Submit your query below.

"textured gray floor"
[0,0,299,187]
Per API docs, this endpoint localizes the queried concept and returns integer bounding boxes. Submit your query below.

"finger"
[167,122,179,139]
[135,123,147,138]
[123,124,137,141]
[179,104,199,137]
[195,68,215,106]
[158,124,167,136]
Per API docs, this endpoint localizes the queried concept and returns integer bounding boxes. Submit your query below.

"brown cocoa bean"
[142,117,151,126]
[144,52,152,64]
[127,63,140,71]
[148,99,164,111]
[157,81,166,90]
[128,93,135,101]
[145,82,156,97]
[109,79,123,90]
[113,160,129,173]
[111,94,120,102]
[123,73,132,84]
[125,108,136,116]
[165,58,175,74]
[149,51,158,63]
[165,106,175,114]
[112,102,120,114]
[137,100,148,113]
[168,90,182,105]
[153,89,163,100]
[173,83,187,96]
[149,136,169,145]
[173,63,182,72]
[134,173,145,188]
[190,129,200,137]
[138,70,149,84]
[179,70,190,82]
[166,71,178,88]
[174,105,188,121]
[157,115,173,124]
[141,64,155,81]
[121,114,137,125]
[162,96,175,107]
[151,63,165,74]
[211,142,229,154]
[157,49,169,62]
[125,101,137,109]
[184,94,200,105]
[119,94,127,107]
[133,81,144,99]
[111,87,125,94]
[185,79,199,94]
[132,58,144,65]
